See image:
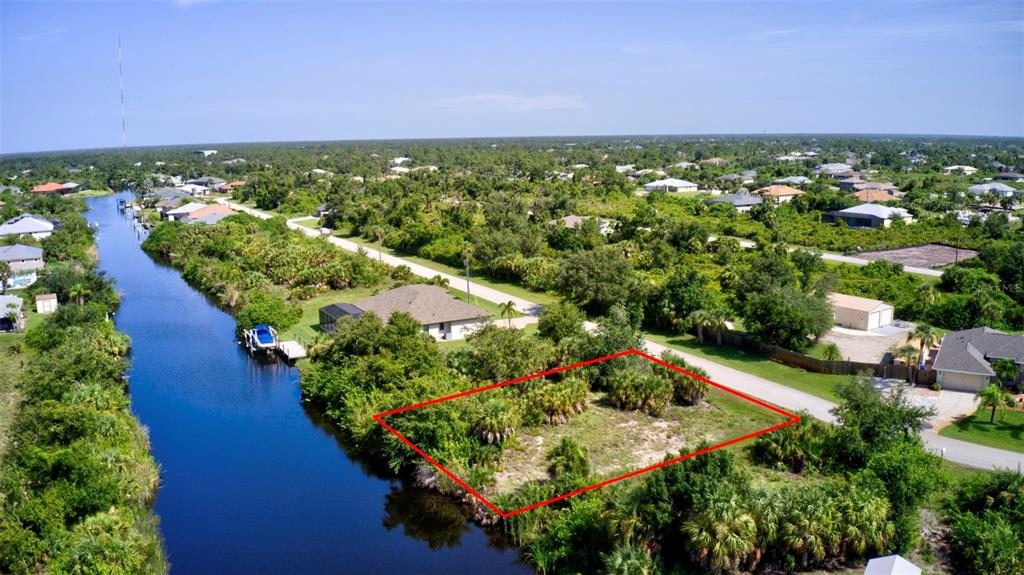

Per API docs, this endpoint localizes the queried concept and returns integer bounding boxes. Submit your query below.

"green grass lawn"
[0,308,42,466]
[939,406,1024,453]
[643,330,848,403]
[278,285,509,345]
[294,218,321,230]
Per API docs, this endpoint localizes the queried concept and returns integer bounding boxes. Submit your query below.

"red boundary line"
[373,348,800,517]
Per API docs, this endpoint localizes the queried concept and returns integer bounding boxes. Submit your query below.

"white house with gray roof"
[0,244,44,289]
[824,204,913,228]
[708,193,763,213]
[968,182,1018,197]
[0,214,55,239]
[643,178,699,193]
[345,284,489,341]
[932,327,1024,391]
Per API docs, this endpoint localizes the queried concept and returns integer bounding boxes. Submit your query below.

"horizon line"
[3,130,1024,157]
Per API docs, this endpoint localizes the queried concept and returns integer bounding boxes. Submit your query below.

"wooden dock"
[276,340,307,360]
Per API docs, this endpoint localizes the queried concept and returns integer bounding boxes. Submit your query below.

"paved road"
[707,236,943,278]
[220,201,1023,471]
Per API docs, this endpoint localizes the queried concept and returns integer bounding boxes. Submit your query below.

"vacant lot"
[856,243,978,269]
[490,388,787,494]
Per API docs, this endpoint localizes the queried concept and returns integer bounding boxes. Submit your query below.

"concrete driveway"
[821,324,912,363]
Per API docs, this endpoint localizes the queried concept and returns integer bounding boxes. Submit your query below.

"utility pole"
[118,35,127,156]
[464,253,471,302]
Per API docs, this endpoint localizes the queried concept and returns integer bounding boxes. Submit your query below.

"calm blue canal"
[87,193,529,574]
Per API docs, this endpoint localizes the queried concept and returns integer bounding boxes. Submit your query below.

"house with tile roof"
[851,189,901,203]
[753,184,805,203]
[931,327,1024,391]
[320,285,488,341]
[183,204,236,225]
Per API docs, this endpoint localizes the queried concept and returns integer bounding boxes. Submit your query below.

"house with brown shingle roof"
[343,284,489,340]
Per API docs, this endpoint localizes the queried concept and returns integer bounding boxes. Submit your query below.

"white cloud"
[436,93,588,113]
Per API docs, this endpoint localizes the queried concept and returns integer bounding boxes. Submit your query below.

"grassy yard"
[277,285,508,345]
[643,330,848,403]
[294,218,321,230]
[0,309,42,466]
[487,386,788,495]
[939,406,1024,453]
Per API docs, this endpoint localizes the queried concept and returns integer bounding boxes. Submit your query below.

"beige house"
[828,293,894,331]
[753,185,805,203]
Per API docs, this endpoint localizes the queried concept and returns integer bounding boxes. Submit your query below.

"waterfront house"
[931,327,1024,392]
[177,183,210,197]
[0,214,56,239]
[0,244,44,289]
[318,303,365,333]
[182,204,236,225]
[643,178,699,193]
[824,204,913,228]
[31,182,65,194]
[0,294,25,332]
[828,293,894,331]
[322,285,488,341]
[707,193,763,213]
[165,202,207,221]
[35,293,58,314]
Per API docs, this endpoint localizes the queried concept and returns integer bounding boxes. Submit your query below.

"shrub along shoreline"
[0,197,166,574]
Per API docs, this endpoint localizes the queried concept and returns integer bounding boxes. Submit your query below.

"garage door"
[868,311,880,330]
[879,308,893,327]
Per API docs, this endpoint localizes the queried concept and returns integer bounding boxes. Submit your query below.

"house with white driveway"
[931,327,1024,392]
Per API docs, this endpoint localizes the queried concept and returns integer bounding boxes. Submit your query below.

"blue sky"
[2,1,1022,153]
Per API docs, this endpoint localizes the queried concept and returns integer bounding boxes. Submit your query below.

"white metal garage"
[828,293,896,331]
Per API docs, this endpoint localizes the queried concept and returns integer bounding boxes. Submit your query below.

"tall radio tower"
[118,35,127,155]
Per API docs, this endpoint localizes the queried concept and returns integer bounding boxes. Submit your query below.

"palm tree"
[0,261,10,294]
[910,323,938,368]
[682,492,758,572]
[822,342,842,362]
[915,284,939,317]
[892,344,919,384]
[545,437,590,478]
[499,300,517,328]
[429,275,450,289]
[475,399,519,444]
[993,357,1020,386]
[601,544,659,575]
[69,283,91,306]
[977,383,1015,424]
[688,307,730,345]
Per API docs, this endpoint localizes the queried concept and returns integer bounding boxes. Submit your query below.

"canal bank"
[88,193,529,574]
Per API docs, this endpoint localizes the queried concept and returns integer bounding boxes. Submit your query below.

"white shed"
[828,293,895,331]
[864,554,920,575]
